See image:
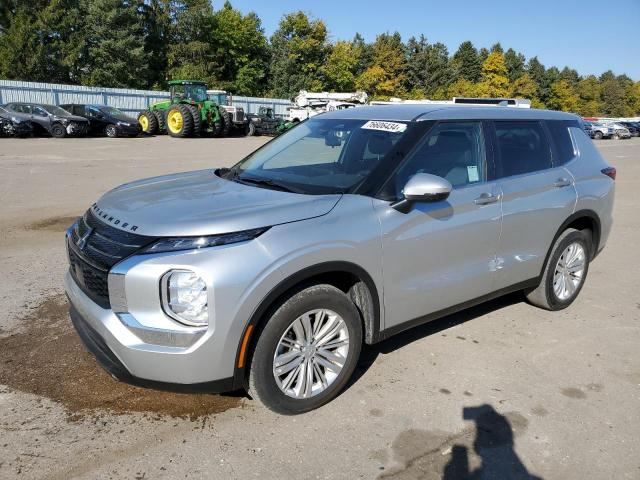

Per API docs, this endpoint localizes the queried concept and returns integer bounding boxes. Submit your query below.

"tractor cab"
[207,90,229,106]
[170,81,207,104]
[258,107,275,119]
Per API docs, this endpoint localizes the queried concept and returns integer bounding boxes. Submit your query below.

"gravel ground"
[0,135,639,480]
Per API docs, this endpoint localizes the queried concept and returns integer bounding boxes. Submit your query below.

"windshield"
[172,84,207,102]
[99,106,127,117]
[42,104,72,116]
[227,118,411,194]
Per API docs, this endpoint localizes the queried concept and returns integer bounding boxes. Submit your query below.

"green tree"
[210,1,268,95]
[322,40,359,91]
[406,35,454,97]
[510,73,538,101]
[559,66,579,85]
[166,0,217,85]
[82,0,149,88]
[490,42,503,54]
[357,32,406,99]
[547,79,579,112]
[599,75,629,117]
[452,41,482,83]
[447,78,478,98]
[351,32,373,77]
[576,75,602,116]
[0,7,46,81]
[477,51,509,97]
[268,11,329,97]
[504,48,525,82]
[140,0,172,89]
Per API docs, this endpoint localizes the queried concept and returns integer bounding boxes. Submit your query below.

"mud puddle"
[0,294,242,419]
[25,216,79,232]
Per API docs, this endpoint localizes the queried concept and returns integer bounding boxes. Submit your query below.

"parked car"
[246,107,283,136]
[65,105,615,414]
[4,102,88,138]
[590,122,614,140]
[60,104,141,138]
[618,121,639,137]
[0,106,33,137]
[581,120,594,137]
[607,123,631,139]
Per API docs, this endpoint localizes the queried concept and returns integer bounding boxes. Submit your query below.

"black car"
[60,104,141,138]
[246,106,283,136]
[619,121,640,137]
[4,103,88,138]
[0,106,33,137]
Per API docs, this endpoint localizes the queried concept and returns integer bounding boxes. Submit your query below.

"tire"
[153,110,166,134]
[138,110,158,135]
[525,228,590,311]
[593,131,603,140]
[219,108,232,137]
[50,123,67,138]
[166,104,194,138]
[246,122,256,136]
[248,284,363,415]
[185,104,201,136]
[613,133,620,140]
[105,124,118,138]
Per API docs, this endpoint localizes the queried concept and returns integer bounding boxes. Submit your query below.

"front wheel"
[525,228,590,310]
[50,123,66,138]
[248,284,363,414]
[593,131,603,140]
[105,124,118,138]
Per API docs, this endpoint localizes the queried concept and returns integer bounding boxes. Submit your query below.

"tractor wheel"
[214,107,231,137]
[166,104,194,138]
[185,105,202,136]
[246,122,256,136]
[138,110,158,135]
[153,110,166,134]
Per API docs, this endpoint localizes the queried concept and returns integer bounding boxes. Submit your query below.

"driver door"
[375,121,502,330]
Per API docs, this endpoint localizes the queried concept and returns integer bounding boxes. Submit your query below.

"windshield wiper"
[236,175,302,193]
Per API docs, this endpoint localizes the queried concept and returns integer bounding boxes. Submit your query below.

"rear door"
[376,121,502,329]
[491,120,577,290]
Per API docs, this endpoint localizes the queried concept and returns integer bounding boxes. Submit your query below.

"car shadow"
[349,292,524,388]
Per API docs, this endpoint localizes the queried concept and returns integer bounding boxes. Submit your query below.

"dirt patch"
[25,216,79,232]
[0,294,242,420]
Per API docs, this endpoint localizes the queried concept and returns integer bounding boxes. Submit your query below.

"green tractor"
[137,80,231,138]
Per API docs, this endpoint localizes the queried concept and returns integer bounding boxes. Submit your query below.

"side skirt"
[372,278,539,343]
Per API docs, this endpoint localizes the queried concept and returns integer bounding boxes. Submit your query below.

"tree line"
[1,0,639,117]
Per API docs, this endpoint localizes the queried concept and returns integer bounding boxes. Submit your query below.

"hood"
[93,169,341,236]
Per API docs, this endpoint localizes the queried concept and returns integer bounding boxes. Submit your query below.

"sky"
[223,0,640,80]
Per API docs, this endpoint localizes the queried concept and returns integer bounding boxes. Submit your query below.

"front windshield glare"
[44,105,71,116]
[230,118,409,194]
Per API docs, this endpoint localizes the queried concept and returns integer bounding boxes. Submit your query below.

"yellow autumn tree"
[477,51,509,98]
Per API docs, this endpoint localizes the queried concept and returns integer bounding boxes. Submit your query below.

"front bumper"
[117,124,142,135]
[65,271,235,391]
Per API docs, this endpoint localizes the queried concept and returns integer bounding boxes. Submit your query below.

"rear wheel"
[153,110,166,134]
[166,104,194,138]
[50,123,66,138]
[219,108,232,137]
[593,131,603,140]
[526,228,590,310]
[185,105,201,136]
[248,284,362,415]
[138,110,158,135]
[105,124,118,138]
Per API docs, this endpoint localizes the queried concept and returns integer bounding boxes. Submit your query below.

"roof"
[319,104,579,122]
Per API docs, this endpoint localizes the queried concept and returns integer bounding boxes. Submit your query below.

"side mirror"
[391,173,452,213]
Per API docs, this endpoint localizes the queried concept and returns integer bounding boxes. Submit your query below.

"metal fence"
[0,79,292,117]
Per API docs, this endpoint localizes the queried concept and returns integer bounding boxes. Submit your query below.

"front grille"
[67,209,156,308]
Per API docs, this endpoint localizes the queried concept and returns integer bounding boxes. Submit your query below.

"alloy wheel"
[272,309,349,399]
[552,242,586,301]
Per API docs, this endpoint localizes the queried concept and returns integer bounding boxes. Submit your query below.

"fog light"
[161,270,208,326]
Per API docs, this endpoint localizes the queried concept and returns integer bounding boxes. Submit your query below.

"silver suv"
[65,105,615,414]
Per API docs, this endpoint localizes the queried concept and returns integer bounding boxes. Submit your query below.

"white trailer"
[287,91,369,122]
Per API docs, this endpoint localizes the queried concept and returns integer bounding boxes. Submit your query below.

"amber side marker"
[237,324,254,368]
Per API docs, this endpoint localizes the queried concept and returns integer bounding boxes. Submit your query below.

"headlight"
[161,270,208,326]
[142,227,269,254]
[253,118,262,123]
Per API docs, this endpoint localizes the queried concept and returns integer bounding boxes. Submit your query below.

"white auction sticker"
[361,121,407,133]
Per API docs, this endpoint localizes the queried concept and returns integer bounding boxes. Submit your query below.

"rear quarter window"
[547,120,579,165]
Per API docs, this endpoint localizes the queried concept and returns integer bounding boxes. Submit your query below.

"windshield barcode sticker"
[361,121,407,133]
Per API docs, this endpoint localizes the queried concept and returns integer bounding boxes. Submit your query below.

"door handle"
[474,193,500,205]
[553,178,572,188]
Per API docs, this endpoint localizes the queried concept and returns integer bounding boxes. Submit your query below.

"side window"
[389,121,486,196]
[11,104,30,114]
[32,106,48,117]
[547,120,578,165]
[87,106,102,117]
[494,121,552,177]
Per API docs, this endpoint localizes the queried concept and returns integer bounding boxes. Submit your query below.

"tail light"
[601,167,616,180]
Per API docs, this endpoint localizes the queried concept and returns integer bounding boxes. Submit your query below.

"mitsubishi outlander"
[65,105,615,414]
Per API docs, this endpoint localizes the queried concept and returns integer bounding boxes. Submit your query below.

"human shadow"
[443,404,542,480]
